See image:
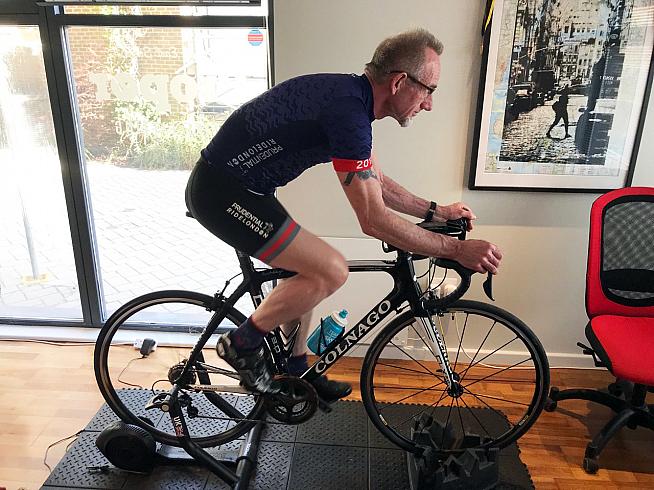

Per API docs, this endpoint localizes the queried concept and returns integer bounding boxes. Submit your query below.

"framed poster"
[470,0,654,192]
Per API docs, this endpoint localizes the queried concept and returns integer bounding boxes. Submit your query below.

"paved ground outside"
[1,160,255,323]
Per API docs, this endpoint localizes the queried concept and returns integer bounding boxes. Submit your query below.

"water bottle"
[306,309,348,355]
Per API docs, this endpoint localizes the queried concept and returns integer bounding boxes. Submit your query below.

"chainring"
[264,375,318,424]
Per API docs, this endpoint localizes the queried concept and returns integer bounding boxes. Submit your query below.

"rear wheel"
[94,290,265,447]
[361,300,549,453]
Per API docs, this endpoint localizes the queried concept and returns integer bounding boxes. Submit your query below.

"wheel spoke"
[452,313,469,373]
[463,388,532,408]
[458,396,493,438]
[459,321,497,379]
[373,384,447,392]
[441,397,455,447]
[460,336,519,381]
[383,394,445,432]
[427,387,450,422]
[376,361,437,377]
[463,357,532,389]
[378,381,445,407]
[388,339,441,378]
[455,398,466,442]
[408,321,440,361]
[462,387,513,423]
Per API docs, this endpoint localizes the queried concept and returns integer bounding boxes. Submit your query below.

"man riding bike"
[185,28,503,402]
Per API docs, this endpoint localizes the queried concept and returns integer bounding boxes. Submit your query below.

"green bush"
[110,101,226,170]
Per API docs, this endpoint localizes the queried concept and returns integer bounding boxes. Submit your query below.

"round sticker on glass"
[248,29,264,46]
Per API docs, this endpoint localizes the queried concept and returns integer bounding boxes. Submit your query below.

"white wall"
[273,0,654,366]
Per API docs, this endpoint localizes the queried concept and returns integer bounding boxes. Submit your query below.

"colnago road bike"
[94,218,550,455]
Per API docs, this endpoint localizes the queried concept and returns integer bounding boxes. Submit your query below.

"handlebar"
[382,218,495,310]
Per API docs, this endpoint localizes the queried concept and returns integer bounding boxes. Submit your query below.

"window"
[0,25,82,320]
[67,24,269,318]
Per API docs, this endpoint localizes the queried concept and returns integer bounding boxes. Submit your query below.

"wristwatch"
[424,201,437,221]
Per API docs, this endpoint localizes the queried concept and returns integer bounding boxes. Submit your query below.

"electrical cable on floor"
[117,355,146,389]
[44,429,86,473]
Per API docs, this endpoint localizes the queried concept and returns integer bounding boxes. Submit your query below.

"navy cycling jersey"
[201,73,375,195]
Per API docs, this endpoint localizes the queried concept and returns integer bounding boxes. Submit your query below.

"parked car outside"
[509,82,537,112]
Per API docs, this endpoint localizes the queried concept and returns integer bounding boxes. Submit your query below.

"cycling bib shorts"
[186,158,300,263]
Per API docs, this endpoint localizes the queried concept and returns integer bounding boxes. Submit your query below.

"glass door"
[0,25,82,320]
[66,23,269,318]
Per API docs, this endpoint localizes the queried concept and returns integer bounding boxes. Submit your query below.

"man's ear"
[390,73,405,95]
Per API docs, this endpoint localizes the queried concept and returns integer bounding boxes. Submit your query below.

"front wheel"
[94,290,265,447]
[361,300,549,453]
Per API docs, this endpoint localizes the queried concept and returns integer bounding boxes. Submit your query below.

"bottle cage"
[315,317,345,355]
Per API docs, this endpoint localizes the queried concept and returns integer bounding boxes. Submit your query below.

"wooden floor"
[1,340,653,490]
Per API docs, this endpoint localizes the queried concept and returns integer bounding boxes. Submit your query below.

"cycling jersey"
[202,73,375,195]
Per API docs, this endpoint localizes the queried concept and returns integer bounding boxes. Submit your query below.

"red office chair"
[545,186,654,474]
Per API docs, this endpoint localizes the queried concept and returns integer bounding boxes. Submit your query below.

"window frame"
[0,1,274,328]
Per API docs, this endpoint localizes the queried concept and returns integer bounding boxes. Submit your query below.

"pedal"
[145,393,170,411]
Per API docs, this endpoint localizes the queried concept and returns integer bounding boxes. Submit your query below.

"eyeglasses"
[389,70,437,96]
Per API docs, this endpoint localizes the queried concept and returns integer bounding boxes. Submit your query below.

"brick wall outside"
[67,24,207,164]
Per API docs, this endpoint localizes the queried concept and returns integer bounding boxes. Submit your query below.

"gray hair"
[365,28,443,83]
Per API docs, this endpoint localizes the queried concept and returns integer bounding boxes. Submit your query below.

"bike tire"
[361,300,549,453]
[94,290,266,447]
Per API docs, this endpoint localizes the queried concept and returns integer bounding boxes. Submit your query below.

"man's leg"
[218,228,351,398]
[250,228,348,329]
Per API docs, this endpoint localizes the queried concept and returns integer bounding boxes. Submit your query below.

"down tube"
[302,291,405,382]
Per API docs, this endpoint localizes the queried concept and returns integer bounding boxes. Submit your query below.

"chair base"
[545,382,654,474]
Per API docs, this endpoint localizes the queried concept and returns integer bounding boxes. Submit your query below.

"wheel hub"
[447,372,464,398]
[447,381,465,398]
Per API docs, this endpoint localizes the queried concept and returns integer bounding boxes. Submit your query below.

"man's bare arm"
[381,173,434,219]
[375,161,476,226]
[335,169,501,273]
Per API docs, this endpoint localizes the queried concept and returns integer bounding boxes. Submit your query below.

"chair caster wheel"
[543,398,557,412]
[583,457,599,474]
[608,382,622,396]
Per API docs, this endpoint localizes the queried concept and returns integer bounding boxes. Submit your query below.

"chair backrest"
[586,186,654,318]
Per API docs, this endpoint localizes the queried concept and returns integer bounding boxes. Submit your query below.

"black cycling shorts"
[185,158,301,263]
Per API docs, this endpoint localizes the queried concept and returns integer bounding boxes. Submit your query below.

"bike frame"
[176,248,458,392]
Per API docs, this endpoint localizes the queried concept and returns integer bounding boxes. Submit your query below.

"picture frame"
[469,0,654,192]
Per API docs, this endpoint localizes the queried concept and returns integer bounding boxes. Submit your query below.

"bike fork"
[419,314,461,395]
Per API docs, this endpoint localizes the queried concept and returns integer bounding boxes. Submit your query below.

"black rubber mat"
[42,391,534,489]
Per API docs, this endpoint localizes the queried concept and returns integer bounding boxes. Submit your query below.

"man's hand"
[439,202,476,231]
[456,239,502,274]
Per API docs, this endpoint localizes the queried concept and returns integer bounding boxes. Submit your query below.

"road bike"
[94,218,549,456]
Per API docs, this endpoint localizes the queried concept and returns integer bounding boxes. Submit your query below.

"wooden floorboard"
[1,340,653,489]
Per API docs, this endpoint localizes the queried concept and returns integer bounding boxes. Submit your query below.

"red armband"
[332,158,373,172]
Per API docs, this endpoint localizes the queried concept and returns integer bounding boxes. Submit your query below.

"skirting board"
[1,324,598,369]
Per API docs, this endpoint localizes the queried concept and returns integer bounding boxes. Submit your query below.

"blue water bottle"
[306,309,348,355]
